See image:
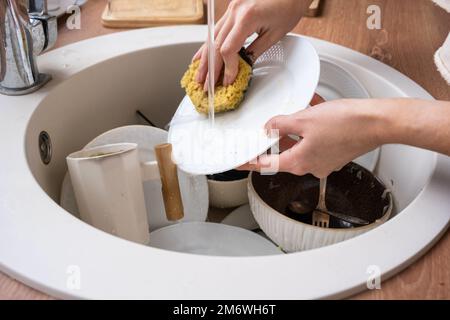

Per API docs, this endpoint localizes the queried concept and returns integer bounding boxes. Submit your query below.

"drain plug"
[38,131,52,165]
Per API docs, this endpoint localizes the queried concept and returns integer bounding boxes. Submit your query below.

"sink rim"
[0,25,449,299]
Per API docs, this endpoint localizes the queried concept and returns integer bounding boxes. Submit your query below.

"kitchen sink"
[0,26,449,299]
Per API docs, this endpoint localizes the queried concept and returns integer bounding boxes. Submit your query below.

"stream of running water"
[207,0,215,126]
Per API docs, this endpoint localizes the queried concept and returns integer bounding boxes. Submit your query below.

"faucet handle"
[29,0,58,52]
[41,14,58,51]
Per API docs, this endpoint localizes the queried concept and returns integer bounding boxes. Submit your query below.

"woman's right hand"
[194,0,309,88]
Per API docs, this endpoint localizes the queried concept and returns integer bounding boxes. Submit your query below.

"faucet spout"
[0,0,57,96]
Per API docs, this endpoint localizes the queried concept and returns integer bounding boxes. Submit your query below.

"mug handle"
[139,144,184,221]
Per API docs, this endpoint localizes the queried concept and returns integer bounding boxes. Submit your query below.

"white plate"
[60,125,209,231]
[316,58,380,172]
[48,0,87,18]
[221,204,259,231]
[169,36,320,175]
[148,222,283,256]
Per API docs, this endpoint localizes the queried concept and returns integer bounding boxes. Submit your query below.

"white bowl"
[248,167,393,252]
[208,175,249,209]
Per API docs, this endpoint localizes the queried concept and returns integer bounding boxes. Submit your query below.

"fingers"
[220,23,252,86]
[195,5,258,87]
[236,162,254,171]
[265,114,303,138]
[222,49,240,86]
[192,44,205,62]
[203,17,235,90]
[203,54,224,91]
[242,149,306,176]
[237,136,299,171]
[195,13,229,83]
[196,45,208,83]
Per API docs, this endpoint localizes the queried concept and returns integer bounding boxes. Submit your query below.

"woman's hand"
[240,98,450,178]
[194,0,308,88]
[239,99,387,178]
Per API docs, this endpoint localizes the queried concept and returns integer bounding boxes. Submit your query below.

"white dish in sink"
[221,204,260,231]
[169,37,320,175]
[148,222,283,256]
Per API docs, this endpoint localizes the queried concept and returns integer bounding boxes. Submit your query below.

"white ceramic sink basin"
[0,26,449,299]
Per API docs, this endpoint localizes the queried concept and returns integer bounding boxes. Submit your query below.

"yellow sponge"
[180,57,252,114]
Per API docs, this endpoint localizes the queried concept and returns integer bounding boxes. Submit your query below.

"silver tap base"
[0,74,52,96]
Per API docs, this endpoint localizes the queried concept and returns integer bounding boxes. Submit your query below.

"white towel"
[435,34,450,85]
[433,0,450,84]
[433,0,450,12]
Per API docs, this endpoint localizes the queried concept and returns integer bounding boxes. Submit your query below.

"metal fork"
[312,177,330,228]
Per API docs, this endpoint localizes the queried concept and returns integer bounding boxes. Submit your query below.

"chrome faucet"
[0,0,57,95]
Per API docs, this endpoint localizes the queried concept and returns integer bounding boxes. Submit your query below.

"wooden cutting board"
[102,0,204,28]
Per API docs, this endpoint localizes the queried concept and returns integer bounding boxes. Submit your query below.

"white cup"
[208,178,249,209]
[66,143,161,244]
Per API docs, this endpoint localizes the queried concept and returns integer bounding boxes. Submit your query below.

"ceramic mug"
[66,143,161,244]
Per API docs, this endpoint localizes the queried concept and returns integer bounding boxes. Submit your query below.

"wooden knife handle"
[154,143,184,221]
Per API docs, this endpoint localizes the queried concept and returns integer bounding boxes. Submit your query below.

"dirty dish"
[248,162,393,252]
[221,204,259,230]
[169,36,320,175]
[148,222,282,256]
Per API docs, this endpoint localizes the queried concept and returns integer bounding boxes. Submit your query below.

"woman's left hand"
[239,98,386,178]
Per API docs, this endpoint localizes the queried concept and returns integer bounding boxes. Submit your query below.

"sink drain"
[38,131,52,165]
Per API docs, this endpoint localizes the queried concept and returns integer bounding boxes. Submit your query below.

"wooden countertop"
[1,0,449,300]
